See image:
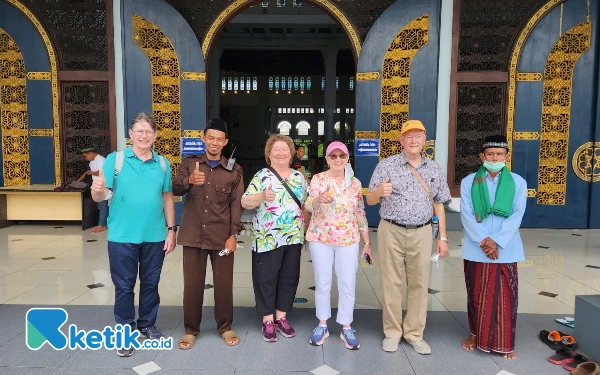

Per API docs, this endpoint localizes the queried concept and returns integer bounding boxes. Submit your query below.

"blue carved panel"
[355,0,441,226]
[0,2,50,72]
[512,0,598,228]
[122,0,206,136]
[122,0,206,223]
[29,137,54,184]
[0,0,54,186]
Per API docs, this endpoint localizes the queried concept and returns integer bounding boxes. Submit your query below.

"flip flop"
[540,330,568,350]
[548,348,575,365]
[557,317,575,328]
[563,355,590,371]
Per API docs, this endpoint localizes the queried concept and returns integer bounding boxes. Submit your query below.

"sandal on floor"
[548,348,576,365]
[222,330,240,346]
[571,361,600,375]
[540,330,568,350]
[178,334,196,350]
[563,355,591,371]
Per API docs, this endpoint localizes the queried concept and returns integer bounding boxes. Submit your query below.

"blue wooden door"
[354,0,441,226]
[509,0,597,228]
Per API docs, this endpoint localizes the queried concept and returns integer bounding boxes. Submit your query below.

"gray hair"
[130,112,157,131]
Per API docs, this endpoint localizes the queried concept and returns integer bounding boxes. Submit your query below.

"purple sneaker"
[275,318,296,338]
[262,320,277,342]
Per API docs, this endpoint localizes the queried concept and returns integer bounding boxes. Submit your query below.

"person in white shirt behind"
[78,147,107,233]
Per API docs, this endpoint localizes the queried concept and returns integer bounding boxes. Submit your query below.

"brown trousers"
[377,219,432,341]
[183,246,234,336]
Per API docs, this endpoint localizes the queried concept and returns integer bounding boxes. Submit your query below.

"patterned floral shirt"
[243,168,308,253]
[368,152,451,225]
[305,172,368,247]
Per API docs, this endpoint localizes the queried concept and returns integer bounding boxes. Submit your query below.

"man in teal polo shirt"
[91,112,176,357]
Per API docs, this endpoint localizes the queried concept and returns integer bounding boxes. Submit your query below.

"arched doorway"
[205,0,359,183]
[202,0,362,62]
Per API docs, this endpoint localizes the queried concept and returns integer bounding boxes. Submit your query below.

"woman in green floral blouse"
[241,134,309,343]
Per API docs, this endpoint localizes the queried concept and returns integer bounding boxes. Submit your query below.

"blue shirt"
[103,147,172,244]
[460,170,527,264]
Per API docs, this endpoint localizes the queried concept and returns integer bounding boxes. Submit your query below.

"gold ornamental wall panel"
[572,142,599,183]
[379,14,429,159]
[355,131,378,139]
[182,130,203,138]
[423,140,435,160]
[133,14,181,178]
[537,21,591,205]
[356,72,380,81]
[0,28,30,186]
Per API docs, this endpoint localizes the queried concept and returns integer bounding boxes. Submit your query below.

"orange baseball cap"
[400,120,426,136]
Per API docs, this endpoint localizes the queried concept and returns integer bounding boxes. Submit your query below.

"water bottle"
[431,215,440,266]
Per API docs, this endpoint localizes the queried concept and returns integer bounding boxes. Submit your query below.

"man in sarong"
[459,135,527,359]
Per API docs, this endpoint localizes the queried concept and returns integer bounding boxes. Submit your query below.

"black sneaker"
[116,347,134,357]
[139,326,164,340]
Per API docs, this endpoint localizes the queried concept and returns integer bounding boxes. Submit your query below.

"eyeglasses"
[328,154,348,160]
[131,130,155,137]
[404,134,424,141]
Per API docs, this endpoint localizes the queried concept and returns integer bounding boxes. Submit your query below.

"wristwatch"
[364,242,371,246]
[167,226,178,232]
[439,237,448,242]
[231,234,238,239]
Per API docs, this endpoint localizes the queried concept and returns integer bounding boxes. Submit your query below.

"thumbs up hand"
[91,169,106,192]
[378,176,393,198]
[262,184,276,202]
[188,161,205,186]
[318,182,334,205]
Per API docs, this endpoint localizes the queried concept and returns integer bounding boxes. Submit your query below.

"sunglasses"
[328,153,348,160]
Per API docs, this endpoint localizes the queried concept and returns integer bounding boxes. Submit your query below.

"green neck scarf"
[471,166,516,223]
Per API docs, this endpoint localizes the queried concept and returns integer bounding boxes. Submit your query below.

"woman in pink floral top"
[305,141,371,350]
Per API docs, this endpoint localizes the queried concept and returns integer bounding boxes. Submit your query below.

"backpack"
[114,150,166,177]
[106,151,167,204]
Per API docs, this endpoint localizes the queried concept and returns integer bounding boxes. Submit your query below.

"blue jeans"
[108,241,165,329]
[98,200,108,227]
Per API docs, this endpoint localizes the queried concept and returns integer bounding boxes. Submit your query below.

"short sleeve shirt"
[242,168,308,253]
[89,154,105,181]
[103,147,172,244]
[368,152,451,225]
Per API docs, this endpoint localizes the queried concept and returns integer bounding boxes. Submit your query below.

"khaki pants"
[377,219,432,341]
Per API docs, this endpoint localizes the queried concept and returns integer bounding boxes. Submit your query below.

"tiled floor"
[0,220,599,374]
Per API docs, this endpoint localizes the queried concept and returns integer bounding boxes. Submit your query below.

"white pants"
[309,242,359,325]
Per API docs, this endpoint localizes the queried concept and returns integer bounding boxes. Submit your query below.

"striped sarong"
[464,260,518,353]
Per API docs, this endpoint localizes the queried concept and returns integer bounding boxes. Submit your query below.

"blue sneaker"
[309,325,329,346]
[116,347,134,357]
[340,328,360,350]
[139,326,164,340]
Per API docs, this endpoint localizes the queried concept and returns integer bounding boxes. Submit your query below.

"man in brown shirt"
[173,119,244,349]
